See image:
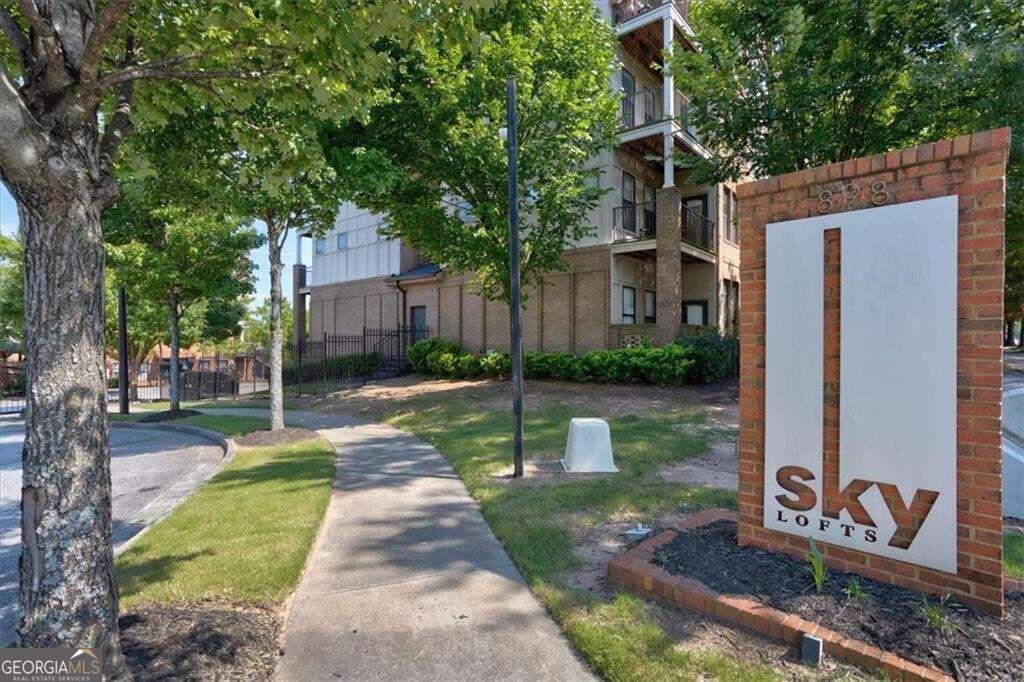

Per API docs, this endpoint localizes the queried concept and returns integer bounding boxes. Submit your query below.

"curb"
[108,420,237,461]
[108,421,237,556]
[607,508,952,682]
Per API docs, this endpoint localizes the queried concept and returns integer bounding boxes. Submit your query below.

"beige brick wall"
[306,245,613,352]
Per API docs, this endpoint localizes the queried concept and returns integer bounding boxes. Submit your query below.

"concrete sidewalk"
[196,408,593,681]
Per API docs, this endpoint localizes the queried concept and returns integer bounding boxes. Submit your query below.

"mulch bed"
[234,427,320,449]
[652,519,1023,680]
[120,603,281,680]
[138,409,203,423]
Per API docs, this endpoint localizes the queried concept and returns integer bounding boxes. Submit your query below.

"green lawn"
[111,409,333,609]
[116,436,334,607]
[1007,532,1024,580]
[361,389,775,681]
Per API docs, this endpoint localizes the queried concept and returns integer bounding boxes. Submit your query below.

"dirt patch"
[234,427,320,449]
[120,603,280,680]
[653,519,1024,679]
[491,456,620,486]
[306,376,739,421]
[138,409,203,423]
[660,440,738,491]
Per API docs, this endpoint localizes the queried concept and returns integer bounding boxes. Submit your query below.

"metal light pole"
[506,76,525,478]
[117,286,129,415]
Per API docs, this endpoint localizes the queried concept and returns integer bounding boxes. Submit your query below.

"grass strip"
[115,436,334,607]
[1006,532,1024,580]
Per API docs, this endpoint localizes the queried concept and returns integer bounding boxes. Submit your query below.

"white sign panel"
[764,196,958,573]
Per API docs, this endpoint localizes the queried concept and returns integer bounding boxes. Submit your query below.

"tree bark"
[12,177,125,671]
[1006,320,1015,347]
[169,294,181,411]
[267,222,285,431]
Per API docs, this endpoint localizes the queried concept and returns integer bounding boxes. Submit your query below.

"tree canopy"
[673,0,1023,324]
[323,0,619,301]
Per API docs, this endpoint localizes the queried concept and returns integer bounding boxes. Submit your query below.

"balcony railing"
[621,88,691,131]
[611,0,690,25]
[613,201,657,241]
[681,203,715,252]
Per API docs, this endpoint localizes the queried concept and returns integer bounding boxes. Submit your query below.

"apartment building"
[293,0,741,352]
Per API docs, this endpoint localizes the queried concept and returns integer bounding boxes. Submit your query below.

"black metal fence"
[285,326,425,397]
[0,326,427,415]
[0,363,25,415]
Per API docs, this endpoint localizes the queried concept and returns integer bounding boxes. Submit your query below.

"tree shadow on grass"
[116,550,215,601]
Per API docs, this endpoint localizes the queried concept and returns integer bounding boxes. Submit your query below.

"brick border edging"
[1007,576,1023,594]
[606,508,953,682]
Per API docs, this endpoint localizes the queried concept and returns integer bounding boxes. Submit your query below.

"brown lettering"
[822,478,877,526]
[875,483,940,550]
[775,466,816,511]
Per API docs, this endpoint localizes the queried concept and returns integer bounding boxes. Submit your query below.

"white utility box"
[561,418,617,473]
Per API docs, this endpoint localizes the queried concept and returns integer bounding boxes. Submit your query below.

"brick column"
[656,187,682,342]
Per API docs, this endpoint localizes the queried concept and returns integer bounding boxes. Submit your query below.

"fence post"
[214,353,220,400]
[296,339,303,398]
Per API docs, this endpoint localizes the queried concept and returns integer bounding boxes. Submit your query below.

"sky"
[0,184,308,309]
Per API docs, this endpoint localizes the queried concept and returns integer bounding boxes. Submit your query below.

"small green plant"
[920,594,960,636]
[805,537,827,593]
[843,577,866,602]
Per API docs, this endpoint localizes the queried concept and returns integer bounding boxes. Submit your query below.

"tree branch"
[16,0,62,62]
[99,79,133,169]
[0,65,49,182]
[79,0,133,81]
[0,7,29,72]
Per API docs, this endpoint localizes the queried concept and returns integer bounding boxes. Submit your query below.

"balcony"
[611,0,690,26]
[620,87,691,132]
[613,201,657,241]
[681,203,715,253]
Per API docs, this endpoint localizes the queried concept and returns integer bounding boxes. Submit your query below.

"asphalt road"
[0,418,223,645]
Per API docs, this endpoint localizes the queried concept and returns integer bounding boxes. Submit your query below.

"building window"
[621,171,636,235]
[622,285,636,324]
[722,188,739,244]
[337,233,348,250]
[644,290,656,324]
[621,67,636,127]
[683,299,709,326]
[314,238,326,255]
[726,280,740,333]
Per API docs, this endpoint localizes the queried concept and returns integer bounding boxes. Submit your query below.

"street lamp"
[506,76,525,478]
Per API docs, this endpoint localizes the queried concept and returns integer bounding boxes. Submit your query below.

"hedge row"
[282,352,380,384]
[406,331,738,386]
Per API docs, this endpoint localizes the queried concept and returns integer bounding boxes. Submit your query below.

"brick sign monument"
[736,128,1011,616]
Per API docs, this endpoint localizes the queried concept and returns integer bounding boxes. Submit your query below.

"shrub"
[479,350,511,378]
[413,341,697,386]
[1,373,26,397]
[673,328,739,384]
[282,352,380,384]
[407,338,460,373]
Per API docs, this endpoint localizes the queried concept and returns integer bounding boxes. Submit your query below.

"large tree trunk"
[267,224,285,431]
[169,295,181,412]
[12,177,125,671]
